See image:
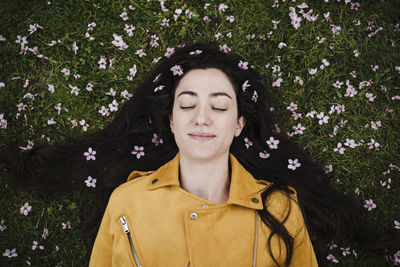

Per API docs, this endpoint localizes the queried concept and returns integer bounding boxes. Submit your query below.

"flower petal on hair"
[252,90,258,102]
[238,60,249,70]
[154,85,165,92]
[153,73,161,83]
[259,151,270,159]
[242,80,250,91]
[170,65,184,76]
[189,50,202,55]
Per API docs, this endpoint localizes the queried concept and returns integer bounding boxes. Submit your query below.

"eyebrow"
[177,91,232,99]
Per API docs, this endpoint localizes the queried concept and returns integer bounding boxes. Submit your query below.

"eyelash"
[180,106,227,111]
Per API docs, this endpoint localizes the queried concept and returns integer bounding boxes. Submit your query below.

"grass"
[0,0,399,266]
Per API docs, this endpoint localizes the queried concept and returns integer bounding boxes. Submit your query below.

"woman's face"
[170,68,246,161]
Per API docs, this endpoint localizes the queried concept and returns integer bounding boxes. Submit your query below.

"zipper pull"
[120,216,130,234]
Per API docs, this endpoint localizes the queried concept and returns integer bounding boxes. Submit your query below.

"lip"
[188,132,216,141]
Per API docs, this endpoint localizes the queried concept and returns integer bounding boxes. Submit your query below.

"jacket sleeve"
[89,202,114,267]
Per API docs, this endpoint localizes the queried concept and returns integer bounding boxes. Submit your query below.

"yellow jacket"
[90,153,318,266]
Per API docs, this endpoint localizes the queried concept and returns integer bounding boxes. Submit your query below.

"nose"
[193,104,211,125]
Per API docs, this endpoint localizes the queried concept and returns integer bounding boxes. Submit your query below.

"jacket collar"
[146,153,271,210]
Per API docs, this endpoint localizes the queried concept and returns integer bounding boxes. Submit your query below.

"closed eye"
[180,106,194,109]
[213,107,227,111]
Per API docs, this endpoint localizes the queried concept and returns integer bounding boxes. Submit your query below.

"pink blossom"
[272,78,283,87]
[120,11,129,21]
[161,18,169,27]
[226,15,235,23]
[189,50,202,55]
[28,23,43,34]
[84,147,96,161]
[129,64,137,77]
[291,112,302,120]
[121,90,132,100]
[394,220,400,230]
[219,44,231,54]
[154,85,165,92]
[152,133,163,146]
[61,68,70,75]
[244,137,253,149]
[306,111,316,118]
[0,113,7,129]
[218,3,228,13]
[48,84,55,93]
[365,93,376,102]
[106,88,116,96]
[32,240,44,250]
[367,138,380,150]
[135,49,146,57]
[324,165,333,174]
[124,24,135,36]
[98,106,110,117]
[72,41,78,54]
[131,146,145,159]
[61,222,71,229]
[0,219,6,231]
[86,83,93,92]
[341,247,351,256]
[87,22,96,31]
[69,84,79,95]
[353,50,360,57]
[327,254,339,263]
[317,112,329,125]
[164,47,175,58]
[238,60,249,70]
[251,91,258,102]
[331,25,341,36]
[84,176,96,188]
[259,151,270,159]
[287,102,298,112]
[108,100,119,112]
[344,138,358,148]
[364,199,376,211]
[294,76,303,85]
[293,123,306,135]
[42,228,49,239]
[266,136,279,149]
[309,68,317,75]
[241,80,251,91]
[288,159,301,170]
[111,33,128,50]
[170,65,184,76]
[2,248,17,258]
[334,143,346,154]
[79,119,89,132]
[327,241,337,250]
[20,202,32,216]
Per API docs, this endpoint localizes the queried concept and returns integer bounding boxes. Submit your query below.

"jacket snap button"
[190,212,198,220]
[151,178,158,184]
[251,198,259,203]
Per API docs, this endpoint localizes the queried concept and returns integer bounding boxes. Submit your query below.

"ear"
[234,116,246,137]
[169,114,174,134]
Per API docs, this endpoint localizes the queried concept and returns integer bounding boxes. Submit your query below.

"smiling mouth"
[188,133,216,141]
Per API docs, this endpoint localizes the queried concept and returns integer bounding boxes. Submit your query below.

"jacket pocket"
[120,216,143,267]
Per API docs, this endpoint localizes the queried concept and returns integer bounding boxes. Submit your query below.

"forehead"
[174,68,236,96]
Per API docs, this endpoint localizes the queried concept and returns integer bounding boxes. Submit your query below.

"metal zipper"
[252,211,259,267]
[120,216,143,267]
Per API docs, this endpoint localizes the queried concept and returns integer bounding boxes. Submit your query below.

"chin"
[181,148,227,161]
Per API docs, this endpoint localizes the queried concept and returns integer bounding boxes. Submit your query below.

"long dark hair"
[3,42,398,266]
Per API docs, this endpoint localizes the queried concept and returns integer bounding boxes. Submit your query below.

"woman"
[5,42,398,266]
[89,67,317,266]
